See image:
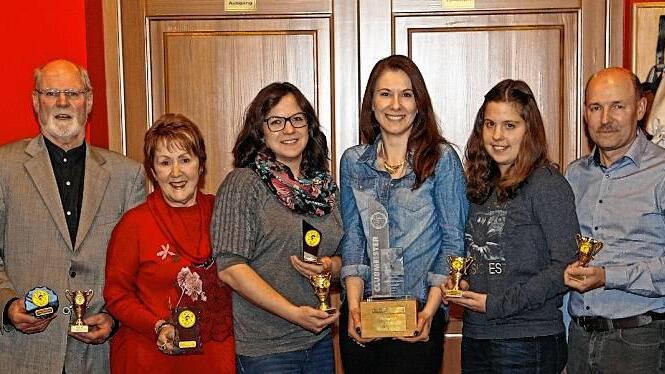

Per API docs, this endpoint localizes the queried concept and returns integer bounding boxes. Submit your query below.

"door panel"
[150,18,330,191]
[121,0,358,193]
[395,12,575,167]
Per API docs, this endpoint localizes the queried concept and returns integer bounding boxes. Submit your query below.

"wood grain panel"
[150,18,331,193]
[393,0,582,13]
[395,12,576,168]
[632,2,665,81]
[146,0,331,16]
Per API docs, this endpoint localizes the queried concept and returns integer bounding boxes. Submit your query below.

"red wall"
[1,1,107,148]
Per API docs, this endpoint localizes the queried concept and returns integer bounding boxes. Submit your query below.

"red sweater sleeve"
[104,210,160,336]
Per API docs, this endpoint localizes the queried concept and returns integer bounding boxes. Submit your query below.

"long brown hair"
[465,79,551,203]
[360,55,446,189]
[233,82,329,175]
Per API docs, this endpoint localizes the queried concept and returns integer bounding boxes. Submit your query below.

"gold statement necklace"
[379,142,406,175]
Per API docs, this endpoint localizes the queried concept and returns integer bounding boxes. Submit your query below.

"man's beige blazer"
[0,135,145,374]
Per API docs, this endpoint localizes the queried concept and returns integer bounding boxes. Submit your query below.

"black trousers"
[339,302,445,374]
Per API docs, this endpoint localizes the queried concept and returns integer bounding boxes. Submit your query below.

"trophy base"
[172,306,202,355]
[322,307,336,315]
[34,307,54,318]
[444,289,464,298]
[70,325,89,333]
[360,297,417,338]
[570,274,587,281]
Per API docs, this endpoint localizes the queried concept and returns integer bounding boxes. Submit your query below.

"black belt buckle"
[577,316,610,332]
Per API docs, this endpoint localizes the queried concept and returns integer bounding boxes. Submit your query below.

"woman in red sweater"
[104,113,235,373]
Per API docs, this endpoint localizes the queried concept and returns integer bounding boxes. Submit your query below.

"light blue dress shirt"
[565,130,665,318]
[339,139,468,302]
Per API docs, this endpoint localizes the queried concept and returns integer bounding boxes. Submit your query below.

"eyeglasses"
[34,88,90,100]
[263,112,308,132]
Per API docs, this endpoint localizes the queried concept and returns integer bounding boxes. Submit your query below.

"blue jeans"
[462,334,567,374]
[236,335,334,374]
[567,318,665,374]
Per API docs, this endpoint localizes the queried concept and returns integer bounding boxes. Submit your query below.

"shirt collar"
[357,136,380,165]
[586,129,647,169]
[44,136,87,165]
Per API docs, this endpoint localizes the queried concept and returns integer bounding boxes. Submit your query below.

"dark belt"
[573,312,665,332]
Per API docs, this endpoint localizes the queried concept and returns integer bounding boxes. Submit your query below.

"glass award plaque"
[359,201,417,338]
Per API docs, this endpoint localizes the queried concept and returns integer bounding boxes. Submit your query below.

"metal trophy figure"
[359,201,417,338]
[65,289,94,333]
[572,234,604,280]
[310,272,335,314]
[445,256,474,297]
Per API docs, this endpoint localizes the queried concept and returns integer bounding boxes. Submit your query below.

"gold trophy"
[65,289,94,333]
[571,234,604,280]
[444,256,474,297]
[302,221,336,314]
[310,272,335,314]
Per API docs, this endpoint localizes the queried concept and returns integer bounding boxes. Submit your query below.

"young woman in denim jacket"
[442,80,578,373]
[339,55,468,374]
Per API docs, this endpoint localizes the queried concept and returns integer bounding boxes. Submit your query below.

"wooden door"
[119,0,358,193]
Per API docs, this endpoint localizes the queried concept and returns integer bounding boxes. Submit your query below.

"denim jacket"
[340,139,468,302]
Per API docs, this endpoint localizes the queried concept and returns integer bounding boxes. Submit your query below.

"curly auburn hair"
[233,82,330,175]
[360,55,447,189]
[465,79,551,203]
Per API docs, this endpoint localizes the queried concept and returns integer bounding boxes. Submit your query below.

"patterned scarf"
[251,151,337,216]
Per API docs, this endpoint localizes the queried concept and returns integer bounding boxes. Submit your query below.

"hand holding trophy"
[571,234,603,281]
[444,256,474,298]
[64,289,94,333]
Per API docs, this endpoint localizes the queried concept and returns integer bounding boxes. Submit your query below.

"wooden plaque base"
[360,298,417,338]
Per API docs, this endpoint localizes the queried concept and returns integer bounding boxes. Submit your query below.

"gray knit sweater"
[210,168,343,356]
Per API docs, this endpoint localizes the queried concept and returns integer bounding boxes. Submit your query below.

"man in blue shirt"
[565,67,665,373]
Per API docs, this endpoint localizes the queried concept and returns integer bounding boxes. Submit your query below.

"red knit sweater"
[104,191,235,373]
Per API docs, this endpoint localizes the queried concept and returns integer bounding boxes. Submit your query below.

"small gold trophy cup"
[445,256,474,298]
[65,289,94,333]
[310,272,335,314]
[572,234,604,280]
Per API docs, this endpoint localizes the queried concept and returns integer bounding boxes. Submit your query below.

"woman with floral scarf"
[104,114,235,373]
[211,82,342,373]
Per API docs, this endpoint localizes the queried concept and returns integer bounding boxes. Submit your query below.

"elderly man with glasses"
[0,59,145,374]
